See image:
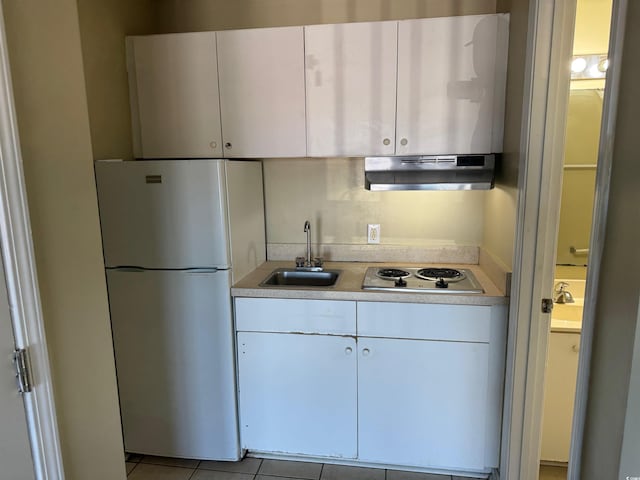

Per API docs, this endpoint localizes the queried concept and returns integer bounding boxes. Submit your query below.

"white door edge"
[568,1,629,478]
[500,0,576,478]
[0,3,65,479]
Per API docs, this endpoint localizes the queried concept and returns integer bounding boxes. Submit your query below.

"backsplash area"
[263,157,485,260]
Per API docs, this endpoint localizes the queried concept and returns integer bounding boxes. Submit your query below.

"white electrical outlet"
[367,224,380,244]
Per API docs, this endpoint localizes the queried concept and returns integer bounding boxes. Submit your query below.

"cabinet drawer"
[357,302,492,342]
[235,298,356,335]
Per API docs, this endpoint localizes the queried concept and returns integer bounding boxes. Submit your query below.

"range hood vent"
[364,154,496,191]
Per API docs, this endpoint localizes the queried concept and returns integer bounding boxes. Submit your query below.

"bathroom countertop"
[550,295,583,333]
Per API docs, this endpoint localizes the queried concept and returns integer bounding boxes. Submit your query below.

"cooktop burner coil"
[415,268,466,282]
[376,268,412,280]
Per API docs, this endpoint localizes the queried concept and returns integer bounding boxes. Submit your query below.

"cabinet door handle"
[572,344,580,353]
[225,142,232,149]
[345,347,353,355]
[383,138,391,146]
[362,348,370,357]
[400,138,408,146]
[209,141,217,149]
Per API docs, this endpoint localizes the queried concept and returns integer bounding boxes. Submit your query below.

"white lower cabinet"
[358,337,489,470]
[541,331,581,462]
[237,332,358,458]
[234,298,507,472]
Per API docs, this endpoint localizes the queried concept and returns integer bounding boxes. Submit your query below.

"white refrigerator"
[95,159,265,460]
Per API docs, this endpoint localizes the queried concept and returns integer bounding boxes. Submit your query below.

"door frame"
[0,2,65,479]
[502,0,627,478]
[568,0,628,477]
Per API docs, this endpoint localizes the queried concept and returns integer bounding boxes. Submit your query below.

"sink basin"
[259,268,341,287]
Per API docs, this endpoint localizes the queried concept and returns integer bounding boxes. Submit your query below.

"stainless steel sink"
[259,268,341,287]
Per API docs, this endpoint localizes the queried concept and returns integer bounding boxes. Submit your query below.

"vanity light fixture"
[571,54,608,80]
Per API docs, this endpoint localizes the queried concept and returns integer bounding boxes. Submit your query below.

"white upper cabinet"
[127,32,223,159]
[396,14,509,155]
[217,27,306,158]
[305,22,398,157]
[126,15,508,159]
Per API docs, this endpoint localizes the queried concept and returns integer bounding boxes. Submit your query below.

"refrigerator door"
[96,160,230,269]
[107,268,240,460]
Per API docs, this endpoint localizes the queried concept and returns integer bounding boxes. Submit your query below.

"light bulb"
[588,64,601,78]
[571,57,587,73]
[598,58,609,72]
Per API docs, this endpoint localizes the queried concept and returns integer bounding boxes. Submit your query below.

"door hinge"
[541,298,554,314]
[13,348,32,394]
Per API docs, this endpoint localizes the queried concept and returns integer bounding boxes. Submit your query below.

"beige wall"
[2,1,126,479]
[573,0,613,55]
[581,1,640,477]
[265,158,484,247]
[77,0,158,161]
[618,297,640,479]
[555,90,602,265]
[480,0,528,270]
[157,0,498,32]
[555,0,612,265]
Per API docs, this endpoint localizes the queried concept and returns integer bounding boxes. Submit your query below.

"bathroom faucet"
[554,282,575,304]
[296,220,323,271]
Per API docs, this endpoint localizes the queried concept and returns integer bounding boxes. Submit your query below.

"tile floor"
[125,456,486,480]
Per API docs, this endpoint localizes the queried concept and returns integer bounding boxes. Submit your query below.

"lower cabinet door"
[237,332,358,458]
[540,332,581,462]
[358,337,490,470]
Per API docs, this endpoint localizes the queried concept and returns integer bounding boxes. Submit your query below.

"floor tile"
[126,462,138,475]
[320,464,385,480]
[127,463,195,480]
[126,453,144,463]
[389,470,452,480]
[141,455,200,468]
[192,471,256,480]
[199,457,262,474]
[539,465,567,480]
[259,459,323,480]
[257,475,313,480]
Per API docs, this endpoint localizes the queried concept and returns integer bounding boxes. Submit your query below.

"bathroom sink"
[259,268,341,287]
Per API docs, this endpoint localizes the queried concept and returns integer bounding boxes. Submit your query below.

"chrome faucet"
[554,282,575,304]
[296,220,323,271]
[304,220,312,266]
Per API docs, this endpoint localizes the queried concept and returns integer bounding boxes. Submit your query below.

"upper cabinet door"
[127,32,223,159]
[217,27,306,158]
[396,14,509,155]
[305,22,398,157]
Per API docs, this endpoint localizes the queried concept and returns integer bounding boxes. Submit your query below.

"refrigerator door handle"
[185,268,221,273]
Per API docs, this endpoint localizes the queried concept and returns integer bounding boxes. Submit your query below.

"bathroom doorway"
[538,1,613,478]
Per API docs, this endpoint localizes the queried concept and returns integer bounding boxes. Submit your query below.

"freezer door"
[96,160,230,269]
[106,269,240,460]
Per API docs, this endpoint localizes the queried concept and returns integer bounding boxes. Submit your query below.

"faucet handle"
[313,257,324,268]
[295,256,305,267]
[554,281,569,292]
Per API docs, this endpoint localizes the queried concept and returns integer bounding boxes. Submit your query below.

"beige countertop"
[232,261,509,306]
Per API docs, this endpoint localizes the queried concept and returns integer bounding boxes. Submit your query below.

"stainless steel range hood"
[364,154,496,191]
